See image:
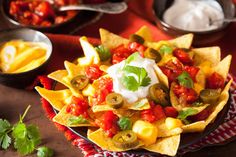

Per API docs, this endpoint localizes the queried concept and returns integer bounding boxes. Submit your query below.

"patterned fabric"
[39,74,236,157]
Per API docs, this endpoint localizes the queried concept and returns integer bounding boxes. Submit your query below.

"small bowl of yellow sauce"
[0,28,52,88]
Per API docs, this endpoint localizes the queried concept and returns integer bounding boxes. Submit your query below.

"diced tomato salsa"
[66,96,89,118]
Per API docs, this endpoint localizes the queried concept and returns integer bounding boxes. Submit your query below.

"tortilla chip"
[53,104,94,127]
[48,64,82,97]
[92,104,114,112]
[145,41,170,51]
[79,36,100,65]
[143,135,180,156]
[99,28,129,49]
[214,55,232,80]
[87,128,143,152]
[192,47,221,66]
[155,119,183,138]
[135,25,152,41]
[153,64,169,87]
[64,61,85,77]
[169,34,193,49]
[35,86,72,111]
[182,80,232,132]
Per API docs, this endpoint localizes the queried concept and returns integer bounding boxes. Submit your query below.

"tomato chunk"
[206,72,225,89]
[128,42,146,57]
[66,96,89,117]
[100,111,119,137]
[184,66,200,82]
[188,109,211,122]
[85,64,103,81]
[173,48,193,65]
[164,106,178,118]
[173,84,198,104]
[111,44,132,64]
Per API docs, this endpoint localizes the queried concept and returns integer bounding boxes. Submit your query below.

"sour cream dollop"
[163,0,224,32]
[107,54,159,103]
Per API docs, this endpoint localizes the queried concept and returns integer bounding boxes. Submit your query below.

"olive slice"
[106,93,123,109]
[129,34,145,44]
[200,89,221,104]
[149,83,169,106]
[144,48,162,63]
[112,130,139,149]
[70,75,89,90]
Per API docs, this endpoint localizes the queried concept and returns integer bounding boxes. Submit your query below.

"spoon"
[58,2,128,14]
[210,18,236,25]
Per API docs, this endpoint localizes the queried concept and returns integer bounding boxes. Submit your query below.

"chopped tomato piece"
[164,106,178,118]
[184,66,200,82]
[141,103,166,123]
[111,44,132,64]
[101,111,119,137]
[173,48,193,65]
[35,1,55,19]
[206,72,225,89]
[128,42,146,57]
[85,64,103,81]
[188,109,211,122]
[173,84,198,104]
[160,59,183,83]
[66,96,88,117]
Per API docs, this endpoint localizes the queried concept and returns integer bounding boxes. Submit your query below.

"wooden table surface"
[1,2,236,157]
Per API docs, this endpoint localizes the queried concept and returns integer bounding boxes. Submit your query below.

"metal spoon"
[210,18,236,25]
[59,2,128,14]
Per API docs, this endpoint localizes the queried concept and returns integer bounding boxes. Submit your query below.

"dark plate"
[53,82,231,155]
[1,0,103,34]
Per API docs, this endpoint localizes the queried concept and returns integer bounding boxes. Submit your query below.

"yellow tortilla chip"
[143,135,180,156]
[145,41,170,51]
[155,120,183,138]
[169,33,193,49]
[87,128,143,152]
[182,80,232,132]
[214,55,232,80]
[99,28,129,49]
[64,60,85,78]
[53,104,94,127]
[78,36,100,66]
[135,25,152,42]
[153,64,169,87]
[192,47,221,66]
[35,86,72,111]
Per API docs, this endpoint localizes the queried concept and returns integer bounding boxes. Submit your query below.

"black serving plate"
[52,81,231,155]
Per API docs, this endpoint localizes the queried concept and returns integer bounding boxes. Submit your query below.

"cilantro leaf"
[12,123,41,155]
[177,108,198,121]
[121,65,151,91]
[125,52,140,64]
[0,119,12,149]
[37,146,54,157]
[0,134,11,149]
[95,45,111,61]
[159,45,173,55]
[68,115,88,125]
[177,71,194,88]
[118,117,132,131]
[0,119,11,133]
[121,75,139,91]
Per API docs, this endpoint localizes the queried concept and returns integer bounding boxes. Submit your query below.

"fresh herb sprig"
[0,105,54,157]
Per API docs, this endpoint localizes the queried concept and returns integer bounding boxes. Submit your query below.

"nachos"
[35,26,232,156]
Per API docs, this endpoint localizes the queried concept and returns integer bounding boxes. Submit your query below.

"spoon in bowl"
[58,2,127,14]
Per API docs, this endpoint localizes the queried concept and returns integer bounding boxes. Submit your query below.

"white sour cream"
[163,0,224,32]
[107,55,159,103]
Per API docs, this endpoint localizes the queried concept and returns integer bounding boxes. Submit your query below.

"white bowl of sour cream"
[153,0,235,45]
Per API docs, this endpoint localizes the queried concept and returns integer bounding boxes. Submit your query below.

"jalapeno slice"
[200,89,221,104]
[144,48,162,63]
[129,34,145,44]
[71,75,89,90]
[106,93,123,109]
[149,83,169,106]
[112,130,139,149]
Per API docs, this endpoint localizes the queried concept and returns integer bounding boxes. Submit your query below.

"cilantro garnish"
[125,52,139,64]
[177,71,194,88]
[68,115,88,125]
[159,45,173,55]
[121,65,151,91]
[0,105,54,156]
[118,117,132,131]
[95,45,111,61]
[37,146,54,157]
[177,108,198,124]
